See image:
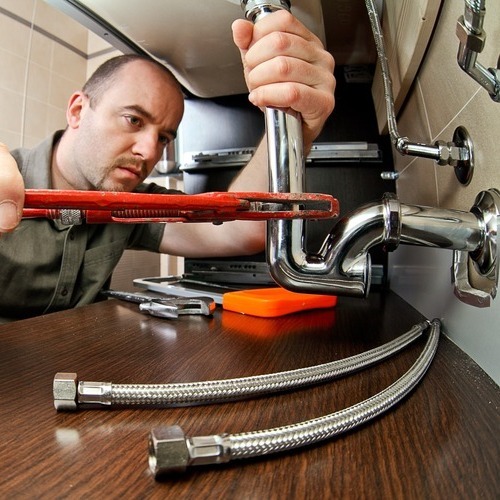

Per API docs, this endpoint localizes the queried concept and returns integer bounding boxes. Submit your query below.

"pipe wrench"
[100,290,215,319]
[21,189,339,224]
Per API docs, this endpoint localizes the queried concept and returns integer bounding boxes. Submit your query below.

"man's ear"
[66,91,88,129]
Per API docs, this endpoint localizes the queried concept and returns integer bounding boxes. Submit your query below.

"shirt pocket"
[75,239,127,305]
[83,238,126,269]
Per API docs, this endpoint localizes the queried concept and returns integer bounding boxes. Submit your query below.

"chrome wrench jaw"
[139,297,215,318]
[100,290,216,319]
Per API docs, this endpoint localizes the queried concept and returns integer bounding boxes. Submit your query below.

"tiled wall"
[0,0,88,149]
[389,0,500,383]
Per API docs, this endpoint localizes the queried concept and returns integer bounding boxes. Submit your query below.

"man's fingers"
[0,144,24,233]
[231,10,336,147]
[231,19,254,52]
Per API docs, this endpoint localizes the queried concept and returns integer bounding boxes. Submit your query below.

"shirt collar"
[20,130,64,189]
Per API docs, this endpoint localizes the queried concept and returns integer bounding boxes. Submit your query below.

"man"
[0,11,335,320]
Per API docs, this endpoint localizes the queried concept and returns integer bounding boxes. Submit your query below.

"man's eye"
[125,115,141,127]
[159,135,170,146]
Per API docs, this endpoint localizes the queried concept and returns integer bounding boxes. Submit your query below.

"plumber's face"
[70,60,184,191]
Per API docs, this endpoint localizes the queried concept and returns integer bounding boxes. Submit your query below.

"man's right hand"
[0,143,24,234]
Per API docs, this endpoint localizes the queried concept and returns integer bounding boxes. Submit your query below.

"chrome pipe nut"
[456,16,486,53]
[53,372,78,411]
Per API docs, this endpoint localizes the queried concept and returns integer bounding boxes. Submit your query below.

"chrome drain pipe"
[148,319,440,476]
[268,188,498,306]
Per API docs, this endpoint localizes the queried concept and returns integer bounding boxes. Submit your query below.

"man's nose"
[132,131,161,162]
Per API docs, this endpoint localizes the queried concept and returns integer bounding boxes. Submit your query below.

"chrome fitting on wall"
[456,0,500,103]
[452,188,500,307]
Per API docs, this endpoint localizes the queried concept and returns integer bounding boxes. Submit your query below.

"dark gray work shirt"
[0,131,178,321]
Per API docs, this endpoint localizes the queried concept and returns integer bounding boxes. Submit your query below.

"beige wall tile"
[34,0,88,53]
[393,78,439,206]
[0,130,22,150]
[51,42,87,82]
[27,61,51,103]
[46,105,67,134]
[23,134,47,149]
[435,88,500,211]
[29,30,53,67]
[48,73,76,111]
[0,0,87,150]
[417,1,480,139]
[0,11,31,59]
[396,0,500,211]
[0,89,23,134]
[0,49,27,93]
[24,97,48,140]
[394,80,433,164]
[396,157,439,207]
[0,0,36,21]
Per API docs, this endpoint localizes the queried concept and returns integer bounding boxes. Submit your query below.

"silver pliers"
[100,290,216,319]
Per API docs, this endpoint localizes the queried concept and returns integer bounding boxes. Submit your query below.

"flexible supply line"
[364,0,441,159]
[149,319,440,476]
[53,321,429,410]
[364,0,474,183]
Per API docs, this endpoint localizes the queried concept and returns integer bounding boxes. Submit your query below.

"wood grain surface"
[0,292,498,498]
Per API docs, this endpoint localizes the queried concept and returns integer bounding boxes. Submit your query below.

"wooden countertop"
[0,292,498,498]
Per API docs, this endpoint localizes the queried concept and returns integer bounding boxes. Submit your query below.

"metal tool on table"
[100,290,215,319]
[21,189,339,224]
[133,276,243,305]
[138,274,242,290]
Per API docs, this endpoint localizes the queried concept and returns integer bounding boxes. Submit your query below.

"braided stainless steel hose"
[149,319,440,476]
[365,0,474,184]
[53,321,428,410]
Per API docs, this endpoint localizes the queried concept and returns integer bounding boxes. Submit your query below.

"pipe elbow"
[267,199,397,298]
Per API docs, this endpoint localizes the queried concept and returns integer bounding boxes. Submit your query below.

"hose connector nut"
[53,372,78,411]
[149,426,190,477]
[149,426,232,478]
